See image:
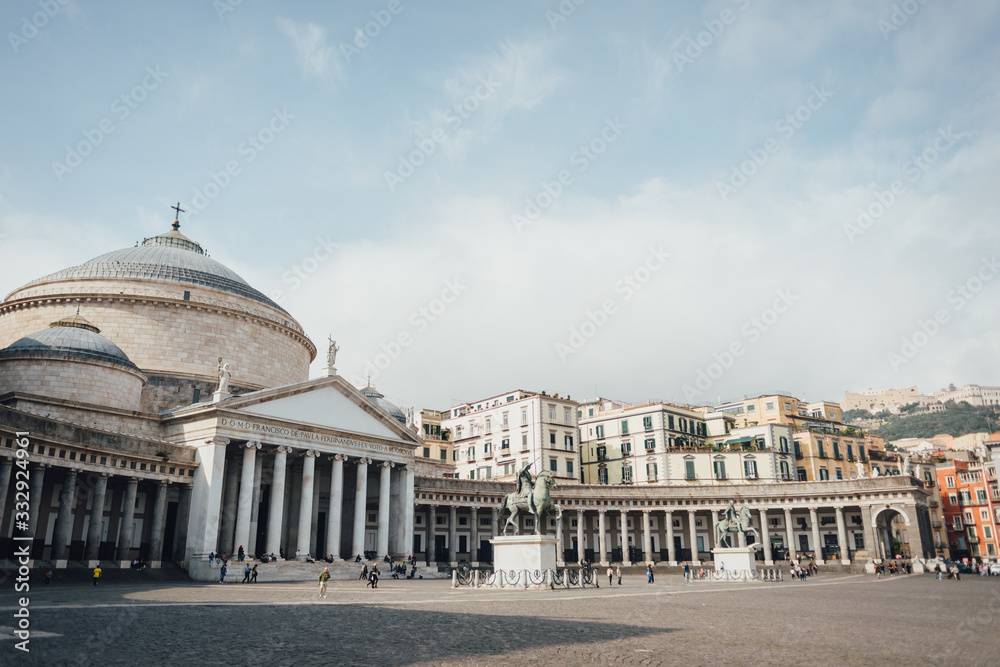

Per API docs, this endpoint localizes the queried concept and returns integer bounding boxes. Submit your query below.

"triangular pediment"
[222,376,417,444]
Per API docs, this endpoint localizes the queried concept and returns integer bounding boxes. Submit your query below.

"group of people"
[790,560,818,580]
[605,565,623,585]
[875,560,911,578]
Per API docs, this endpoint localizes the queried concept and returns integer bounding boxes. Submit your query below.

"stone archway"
[871,506,910,560]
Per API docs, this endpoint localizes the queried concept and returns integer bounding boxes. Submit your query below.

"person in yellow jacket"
[93,565,102,587]
[318,567,330,598]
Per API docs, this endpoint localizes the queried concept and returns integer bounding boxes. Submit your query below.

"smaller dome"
[0,315,139,371]
[360,384,407,424]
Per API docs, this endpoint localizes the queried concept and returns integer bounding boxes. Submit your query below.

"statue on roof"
[217,359,231,394]
[327,337,339,367]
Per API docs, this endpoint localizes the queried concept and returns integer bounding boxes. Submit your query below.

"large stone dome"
[0,314,139,370]
[22,227,287,313]
[0,221,316,412]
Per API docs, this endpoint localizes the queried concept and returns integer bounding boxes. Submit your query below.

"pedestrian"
[646,564,654,584]
[319,567,330,598]
[683,563,691,584]
[935,564,942,580]
[238,545,245,562]
[219,564,227,584]
[607,566,614,586]
[368,564,379,589]
[92,565,102,587]
[242,563,251,583]
[44,569,53,584]
[251,564,258,583]
[208,551,215,567]
[616,565,622,585]
[359,563,368,580]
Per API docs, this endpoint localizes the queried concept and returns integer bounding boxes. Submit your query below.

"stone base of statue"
[712,546,756,574]
[493,535,557,573]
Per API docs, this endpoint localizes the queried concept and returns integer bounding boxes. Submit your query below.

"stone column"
[27,464,46,540]
[265,446,291,557]
[665,510,677,565]
[402,466,415,560]
[555,509,565,566]
[448,505,458,566]
[470,506,479,565]
[427,505,437,565]
[233,441,261,557]
[351,458,371,558]
[326,454,346,559]
[52,469,78,566]
[784,507,796,561]
[809,507,823,564]
[597,510,608,566]
[759,509,773,565]
[376,461,393,558]
[835,506,850,564]
[642,509,653,564]
[570,510,582,563]
[861,506,877,556]
[296,450,319,559]
[247,453,264,557]
[85,474,109,563]
[172,485,193,562]
[148,481,169,567]
[116,478,139,564]
[219,454,239,554]
[620,510,631,565]
[0,458,13,534]
[687,509,701,565]
[710,509,720,548]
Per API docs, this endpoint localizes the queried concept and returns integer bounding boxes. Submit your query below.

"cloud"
[276,18,340,82]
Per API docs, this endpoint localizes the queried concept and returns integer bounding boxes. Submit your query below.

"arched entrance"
[871,506,910,560]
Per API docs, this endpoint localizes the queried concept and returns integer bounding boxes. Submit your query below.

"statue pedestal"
[491,535,557,573]
[712,547,757,574]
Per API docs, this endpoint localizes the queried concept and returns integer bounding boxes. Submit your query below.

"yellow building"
[414,409,455,475]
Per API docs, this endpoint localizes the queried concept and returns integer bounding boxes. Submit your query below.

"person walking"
[238,545,245,562]
[251,564,258,583]
[646,564,654,585]
[683,563,691,585]
[318,567,330,598]
[607,566,614,586]
[368,564,379,589]
[242,563,251,583]
[92,565,102,587]
[219,563,227,584]
[359,563,368,580]
[44,569,53,584]
[616,565,622,585]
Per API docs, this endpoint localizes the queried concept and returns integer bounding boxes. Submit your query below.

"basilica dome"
[0,220,316,412]
[360,384,408,424]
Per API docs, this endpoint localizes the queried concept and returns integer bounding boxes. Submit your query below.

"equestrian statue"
[496,462,562,535]
[715,502,761,548]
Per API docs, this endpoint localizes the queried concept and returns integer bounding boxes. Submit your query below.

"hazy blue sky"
[2,0,998,411]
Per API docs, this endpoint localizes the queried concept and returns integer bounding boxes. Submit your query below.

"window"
[977,489,988,503]
[643,416,653,430]
[766,402,775,410]
[485,418,491,434]
[502,412,509,429]
[948,493,958,505]
[623,464,633,483]
[779,436,788,453]
[521,409,528,426]
[598,467,608,484]
[501,438,509,450]
[685,460,696,480]
[780,460,791,480]
[846,445,854,462]
[859,448,867,463]
[744,459,758,479]
[668,415,675,430]
[818,441,826,458]
[835,468,843,480]
[440,449,447,460]
[643,463,655,481]
[644,438,655,452]
[564,435,574,450]
[794,441,802,459]
[467,446,475,460]
[797,467,807,481]
[621,441,632,455]
[564,407,571,424]
[597,445,607,461]
[713,460,727,480]
[945,476,955,488]
[549,432,556,445]
[566,460,574,475]
[423,447,430,458]
[833,442,841,460]
[621,419,629,435]
[549,405,555,420]
[819,467,829,480]
[521,434,528,449]
[985,525,994,540]
[595,425,605,438]
[588,408,594,417]
[784,402,792,411]
[747,404,756,412]
[550,458,558,472]
[485,441,493,453]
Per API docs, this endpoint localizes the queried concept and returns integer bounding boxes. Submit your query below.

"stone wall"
[0,356,144,411]
[0,279,315,390]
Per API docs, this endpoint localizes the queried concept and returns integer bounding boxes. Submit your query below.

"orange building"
[937,460,998,560]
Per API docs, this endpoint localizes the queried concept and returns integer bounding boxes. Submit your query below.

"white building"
[444,390,579,482]
[933,384,1000,407]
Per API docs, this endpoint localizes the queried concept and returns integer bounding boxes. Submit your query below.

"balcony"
[932,520,942,528]
[969,535,980,544]
[929,500,939,508]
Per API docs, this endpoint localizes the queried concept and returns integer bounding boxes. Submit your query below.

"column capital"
[302,449,321,458]
[157,480,169,487]
[206,436,230,446]
[380,461,394,469]
[332,453,348,462]
[243,440,262,450]
[356,457,372,465]
[275,445,294,454]
[642,508,650,515]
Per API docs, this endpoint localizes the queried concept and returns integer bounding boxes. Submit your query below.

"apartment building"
[938,459,999,559]
[444,390,578,482]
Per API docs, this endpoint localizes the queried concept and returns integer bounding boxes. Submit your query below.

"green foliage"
[898,402,921,413]
[843,408,874,421]
[872,402,1000,440]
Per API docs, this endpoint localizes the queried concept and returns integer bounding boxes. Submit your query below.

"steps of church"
[209,559,448,582]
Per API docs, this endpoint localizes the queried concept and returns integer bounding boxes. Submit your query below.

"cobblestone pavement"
[3,573,999,665]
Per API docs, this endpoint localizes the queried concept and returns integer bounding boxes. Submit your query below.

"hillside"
[845,402,1000,440]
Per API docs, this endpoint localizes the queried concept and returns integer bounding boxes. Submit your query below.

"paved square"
[5,573,999,665]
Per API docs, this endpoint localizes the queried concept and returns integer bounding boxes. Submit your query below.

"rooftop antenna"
[170,202,185,231]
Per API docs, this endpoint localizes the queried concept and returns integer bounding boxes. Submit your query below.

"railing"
[452,568,599,589]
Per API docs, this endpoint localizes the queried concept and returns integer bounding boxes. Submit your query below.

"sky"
[1,0,999,413]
